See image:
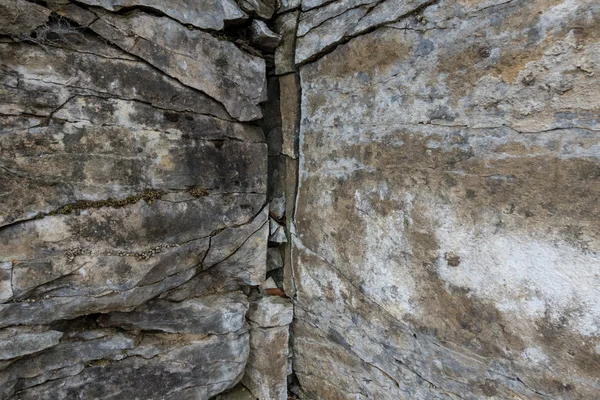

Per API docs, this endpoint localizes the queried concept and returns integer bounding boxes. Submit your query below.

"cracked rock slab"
[76,0,248,30]
[89,9,266,121]
[0,0,51,36]
[0,327,63,361]
[292,0,600,398]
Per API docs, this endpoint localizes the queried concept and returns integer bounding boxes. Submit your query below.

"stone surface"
[294,0,432,64]
[291,0,600,398]
[248,295,294,327]
[0,0,51,36]
[279,73,299,158]
[98,292,249,334]
[0,327,62,361]
[267,247,284,271]
[76,0,248,30]
[237,0,277,19]
[0,1,268,398]
[243,325,290,400]
[89,9,266,121]
[274,11,299,75]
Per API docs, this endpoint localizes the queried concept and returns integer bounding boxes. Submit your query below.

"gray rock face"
[247,295,293,327]
[0,328,62,361]
[289,0,600,398]
[250,19,282,52]
[243,295,293,400]
[0,0,50,36]
[237,0,277,19]
[76,0,248,30]
[89,9,266,121]
[0,0,268,398]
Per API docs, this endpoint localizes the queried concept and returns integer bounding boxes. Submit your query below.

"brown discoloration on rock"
[293,0,600,398]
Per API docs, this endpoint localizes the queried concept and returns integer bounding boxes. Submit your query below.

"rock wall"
[0,0,285,398]
[3,0,600,399]
[284,0,600,399]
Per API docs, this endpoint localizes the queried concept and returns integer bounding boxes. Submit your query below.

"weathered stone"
[0,327,62,361]
[294,0,431,64]
[237,0,276,19]
[9,331,249,400]
[98,292,249,334]
[248,295,293,327]
[0,0,51,36]
[269,219,288,243]
[249,20,282,52]
[89,10,266,121]
[76,0,248,30]
[278,0,301,14]
[0,0,268,396]
[267,247,284,271]
[270,196,286,220]
[292,0,600,398]
[274,11,299,75]
[279,73,299,158]
[163,214,269,301]
[243,325,289,400]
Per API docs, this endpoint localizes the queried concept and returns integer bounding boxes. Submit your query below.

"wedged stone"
[270,196,286,220]
[237,0,276,19]
[0,327,62,361]
[76,0,247,30]
[89,10,266,121]
[278,73,299,158]
[0,0,51,36]
[249,20,282,52]
[269,219,288,243]
[247,295,293,327]
[98,293,249,335]
[267,247,284,271]
[213,384,257,400]
[242,325,289,400]
[274,11,299,75]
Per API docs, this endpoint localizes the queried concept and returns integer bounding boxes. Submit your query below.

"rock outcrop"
[3,0,600,398]
[0,0,270,397]
[285,0,600,399]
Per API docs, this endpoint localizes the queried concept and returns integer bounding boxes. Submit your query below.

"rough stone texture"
[291,0,600,399]
[0,1,268,398]
[250,20,282,52]
[243,295,293,400]
[248,295,294,327]
[89,9,266,121]
[274,11,299,75]
[76,0,248,30]
[0,0,51,36]
[238,0,277,20]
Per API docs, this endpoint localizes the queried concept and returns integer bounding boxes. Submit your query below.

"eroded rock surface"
[290,0,600,398]
[0,0,268,398]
